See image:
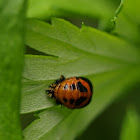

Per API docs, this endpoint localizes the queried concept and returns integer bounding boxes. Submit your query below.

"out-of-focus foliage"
[112,0,140,45]
[0,0,26,139]
[27,0,118,20]
[120,109,140,140]
[27,0,120,30]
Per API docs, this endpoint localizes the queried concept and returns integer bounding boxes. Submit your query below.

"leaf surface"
[23,66,140,140]
[22,18,140,140]
[21,18,140,114]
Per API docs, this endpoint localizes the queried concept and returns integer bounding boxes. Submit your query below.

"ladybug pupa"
[46,75,93,109]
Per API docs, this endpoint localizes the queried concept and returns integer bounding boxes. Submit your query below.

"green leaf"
[21,18,140,114]
[23,66,140,140]
[120,109,140,140]
[112,0,140,45]
[0,0,26,139]
[20,80,55,114]
[26,18,139,63]
[21,18,140,140]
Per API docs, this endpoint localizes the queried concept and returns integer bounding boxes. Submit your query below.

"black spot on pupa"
[79,77,93,93]
[64,84,69,90]
[77,82,87,92]
[71,83,76,90]
[63,98,67,102]
[75,97,87,106]
[69,99,75,104]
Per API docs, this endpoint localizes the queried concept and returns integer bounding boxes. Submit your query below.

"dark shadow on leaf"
[25,46,58,58]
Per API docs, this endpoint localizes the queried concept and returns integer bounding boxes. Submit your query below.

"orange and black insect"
[46,75,93,109]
